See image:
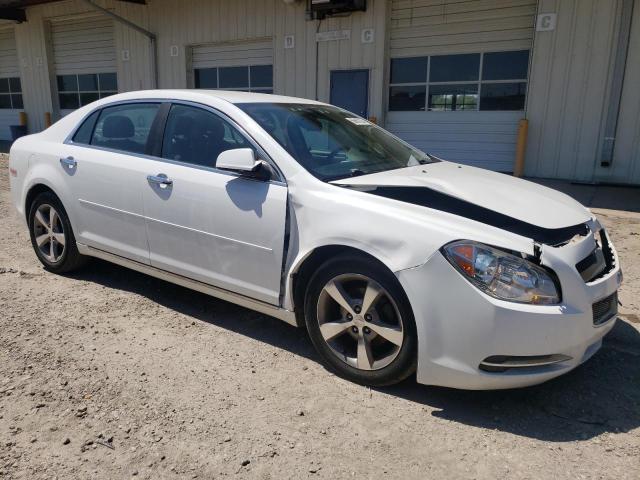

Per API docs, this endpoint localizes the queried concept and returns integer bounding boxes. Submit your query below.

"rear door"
[60,102,161,264]
[141,103,288,304]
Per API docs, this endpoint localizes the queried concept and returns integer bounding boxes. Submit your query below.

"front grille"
[592,292,618,326]
[576,229,615,283]
[576,248,606,282]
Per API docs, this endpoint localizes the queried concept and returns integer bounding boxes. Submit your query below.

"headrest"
[205,116,226,140]
[103,115,135,138]
[172,115,194,136]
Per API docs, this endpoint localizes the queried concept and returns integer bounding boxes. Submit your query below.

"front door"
[141,103,288,305]
[330,69,369,117]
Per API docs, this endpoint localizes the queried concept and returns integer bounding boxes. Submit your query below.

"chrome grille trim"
[479,354,572,373]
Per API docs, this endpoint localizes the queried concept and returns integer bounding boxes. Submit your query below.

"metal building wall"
[149,0,386,120]
[524,0,624,182]
[602,0,640,184]
[13,0,152,133]
[0,25,20,140]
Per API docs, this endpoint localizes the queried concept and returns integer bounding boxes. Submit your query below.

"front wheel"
[304,255,417,387]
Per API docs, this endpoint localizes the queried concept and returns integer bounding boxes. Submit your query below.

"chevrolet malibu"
[9,90,623,389]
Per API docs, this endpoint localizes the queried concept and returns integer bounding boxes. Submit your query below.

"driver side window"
[161,104,254,168]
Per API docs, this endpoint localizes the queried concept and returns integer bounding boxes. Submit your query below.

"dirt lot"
[1,155,639,480]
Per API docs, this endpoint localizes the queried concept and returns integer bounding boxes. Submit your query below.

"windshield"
[237,103,437,181]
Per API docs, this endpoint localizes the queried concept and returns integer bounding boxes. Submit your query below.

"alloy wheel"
[316,273,404,371]
[33,204,66,263]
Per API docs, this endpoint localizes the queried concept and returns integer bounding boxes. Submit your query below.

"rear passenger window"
[72,110,100,144]
[162,104,254,168]
[90,103,160,155]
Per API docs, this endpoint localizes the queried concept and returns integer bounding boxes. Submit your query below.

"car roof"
[103,89,324,106]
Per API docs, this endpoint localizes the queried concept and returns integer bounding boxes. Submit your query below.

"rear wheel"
[304,255,417,386]
[28,192,87,273]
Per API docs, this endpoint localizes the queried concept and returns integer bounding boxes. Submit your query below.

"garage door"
[51,16,118,116]
[0,27,22,141]
[189,39,273,93]
[386,0,537,171]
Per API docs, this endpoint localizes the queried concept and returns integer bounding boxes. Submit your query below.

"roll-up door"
[0,27,22,141]
[51,16,118,116]
[386,0,537,171]
[190,39,274,93]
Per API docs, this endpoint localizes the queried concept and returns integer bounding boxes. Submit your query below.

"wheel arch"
[289,244,402,328]
[25,183,58,219]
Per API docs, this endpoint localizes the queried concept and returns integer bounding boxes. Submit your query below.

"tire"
[304,254,417,387]
[28,191,87,273]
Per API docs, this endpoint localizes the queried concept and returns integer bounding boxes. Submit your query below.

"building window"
[479,50,529,111]
[57,73,118,110]
[194,65,273,93]
[389,50,529,112]
[0,77,23,109]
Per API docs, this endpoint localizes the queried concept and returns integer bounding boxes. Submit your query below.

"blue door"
[330,69,369,118]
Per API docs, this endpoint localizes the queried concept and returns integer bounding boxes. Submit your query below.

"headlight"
[442,241,560,305]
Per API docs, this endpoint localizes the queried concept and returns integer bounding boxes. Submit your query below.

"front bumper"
[397,228,622,390]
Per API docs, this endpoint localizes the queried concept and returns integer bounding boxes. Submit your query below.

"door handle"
[147,173,173,188]
[60,156,77,169]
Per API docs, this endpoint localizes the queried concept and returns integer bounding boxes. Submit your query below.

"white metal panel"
[0,27,19,76]
[51,15,116,75]
[191,39,274,69]
[387,111,522,171]
[390,0,537,57]
[0,26,20,141]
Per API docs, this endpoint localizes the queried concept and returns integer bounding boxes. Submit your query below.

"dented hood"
[331,161,592,243]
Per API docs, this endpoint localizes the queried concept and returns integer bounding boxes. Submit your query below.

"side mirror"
[216,148,273,181]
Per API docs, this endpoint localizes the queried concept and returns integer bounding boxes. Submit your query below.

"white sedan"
[9,90,622,389]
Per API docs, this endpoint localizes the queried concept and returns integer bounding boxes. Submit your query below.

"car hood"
[331,161,592,243]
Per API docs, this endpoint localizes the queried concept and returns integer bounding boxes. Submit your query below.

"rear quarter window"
[72,110,100,144]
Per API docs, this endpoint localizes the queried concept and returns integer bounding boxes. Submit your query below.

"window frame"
[193,64,274,94]
[56,72,119,111]
[388,49,530,112]
[64,98,285,185]
[0,76,23,110]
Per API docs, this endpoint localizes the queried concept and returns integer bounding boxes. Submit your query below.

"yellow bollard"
[513,118,528,177]
[44,112,52,128]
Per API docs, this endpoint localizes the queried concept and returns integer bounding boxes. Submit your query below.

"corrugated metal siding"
[602,0,640,184]
[525,0,621,181]
[0,27,19,76]
[150,0,387,119]
[51,15,116,75]
[150,0,277,91]
[191,39,273,69]
[390,0,537,57]
[386,1,536,171]
[14,0,152,133]
[0,26,20,140]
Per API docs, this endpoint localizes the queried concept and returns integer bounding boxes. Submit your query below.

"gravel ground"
[1,155,639,479]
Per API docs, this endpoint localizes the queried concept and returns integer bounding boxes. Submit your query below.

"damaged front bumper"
[397,225,622,390]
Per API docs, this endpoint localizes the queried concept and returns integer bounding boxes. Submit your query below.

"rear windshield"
[237,103,436,181]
